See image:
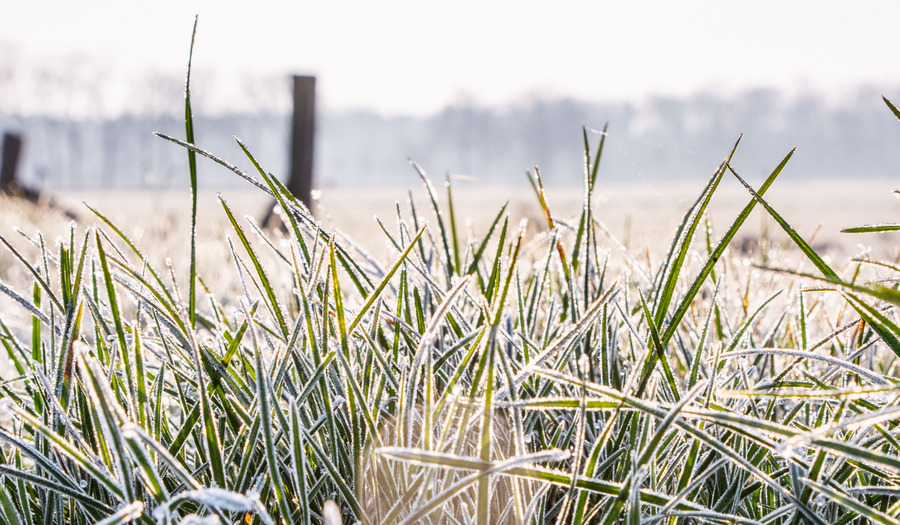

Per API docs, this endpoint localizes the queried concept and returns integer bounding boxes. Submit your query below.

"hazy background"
[2,1,900,190]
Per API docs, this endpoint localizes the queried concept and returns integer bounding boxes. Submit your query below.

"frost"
[323,500,342,525]
[121,423,139,440]
[0,398,13,421]
[578,353,590,377]
[152,488,270,525]
[181,488,259,512]
[99,502,143,525]
[177,515,221,525]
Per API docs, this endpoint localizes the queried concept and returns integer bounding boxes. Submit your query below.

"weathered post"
[263,75,315,227]
[288,75,316,209]
[0,132,22,192]
[0,132,75,217]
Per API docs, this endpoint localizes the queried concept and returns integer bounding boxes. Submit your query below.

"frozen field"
[2,176,897,309]
[8,176,897,257]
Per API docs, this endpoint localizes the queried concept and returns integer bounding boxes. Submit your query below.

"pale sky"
[2,1,899,116]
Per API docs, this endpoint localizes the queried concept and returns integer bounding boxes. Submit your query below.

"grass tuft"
[4,28,900,525]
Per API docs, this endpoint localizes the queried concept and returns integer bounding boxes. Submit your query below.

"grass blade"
[802,478,900,525]
[184,16,199,329]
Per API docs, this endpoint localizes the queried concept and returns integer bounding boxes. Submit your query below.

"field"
[16,174,900,256]
[4,109,900,524]
[4,177,895,338]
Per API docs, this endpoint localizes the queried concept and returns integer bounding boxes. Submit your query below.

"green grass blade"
[95,232,137,418]
[12,407,124,500]
[75,346,136,503]
[234,137,311,264]
[883,95,900,121]
[465,201,508,281]
[184,16,199,329]
[841,224,900,233]
[656,148,795,353]
[728,164,837,280]
[446,174,462,277]
[410,160,455,279]
[254,346,293,522]
[289,401,311,525]
[220,195,289,339]
[638,291,680,401]
[347,227,426,334]
[0,465,114,517]
[122,424,203,493]
[477,335,496,525]
[841,292,900,361]
[0,234,64,314]
[653,137,735,326]
[304,428,364,518]
[192,339,226,489]
[85,207,176,305]
[95,502,143,525]
[0,478,23,525]
[803,478,900,525]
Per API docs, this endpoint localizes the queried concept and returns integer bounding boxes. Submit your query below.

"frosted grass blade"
[842,224,900,233]
[220,195,288,339]
[884,96,900,121]
[184,16,199,329]
[803,478,900,525]
[254,347,293,522]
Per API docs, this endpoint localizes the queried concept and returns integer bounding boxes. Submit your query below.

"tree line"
[1,86,898,190]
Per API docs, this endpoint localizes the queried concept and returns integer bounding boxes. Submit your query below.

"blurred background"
[1,0,900,191]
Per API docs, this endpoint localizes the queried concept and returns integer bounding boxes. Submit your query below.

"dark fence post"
[0,133,23,192]
[0,132,48,206]
[288,75,316,209]
[0,131,75,217]
[263,75,315,227]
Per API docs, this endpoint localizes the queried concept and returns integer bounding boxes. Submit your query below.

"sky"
[2,1,900,116]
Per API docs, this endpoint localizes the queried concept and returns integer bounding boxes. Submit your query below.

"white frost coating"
[96,501,143,525]
[578,353,590,377]
[120,422,139,440]
[152,502,171,524]
[73,340,93,357]
[176,515,221,525]
[323,500,342,525]
[152,488,271,525]
[714,348,889,385]
[0,398,13,420]
[181,488,259,512]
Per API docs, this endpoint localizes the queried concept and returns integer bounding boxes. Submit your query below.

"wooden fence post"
[0,132,23,192]
[288,75,316,209]
[263,75,315,227]
[0,131,75,217]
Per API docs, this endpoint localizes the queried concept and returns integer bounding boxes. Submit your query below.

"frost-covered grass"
[6,23,900,525]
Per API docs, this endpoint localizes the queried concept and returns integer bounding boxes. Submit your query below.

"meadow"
[4,35,900,524]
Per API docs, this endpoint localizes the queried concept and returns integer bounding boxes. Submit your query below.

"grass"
[4,26,900,525]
